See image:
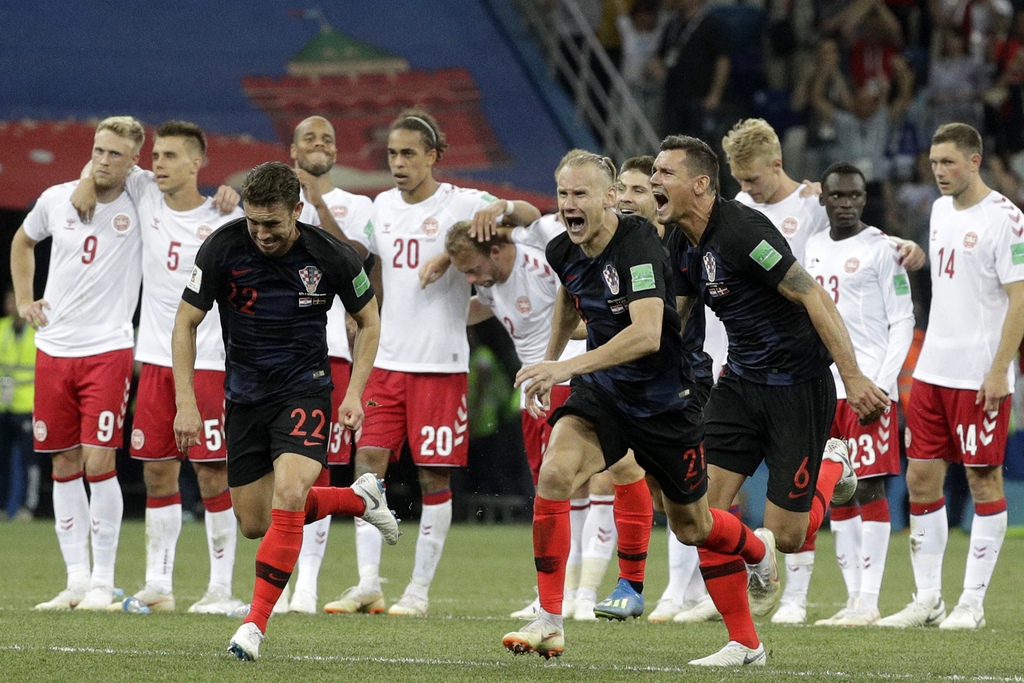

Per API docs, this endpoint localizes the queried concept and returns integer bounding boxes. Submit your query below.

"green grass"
[1,519,1023,682]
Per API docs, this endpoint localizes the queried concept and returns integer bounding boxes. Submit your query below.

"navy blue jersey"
[183,218,375,404]
[546,214,693,418]
[673,199,831,386]
[663,223,713,387]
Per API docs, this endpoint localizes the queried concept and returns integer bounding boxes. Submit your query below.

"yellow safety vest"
[0,317,35,413]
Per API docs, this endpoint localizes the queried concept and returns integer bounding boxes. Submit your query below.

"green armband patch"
[893,273,910,295]
[749,240,782,270]
[482,192,498,203]
[1013,242,1024,265]
[352,269,370,297]
[363,220,373,240]
[630,263,656,291]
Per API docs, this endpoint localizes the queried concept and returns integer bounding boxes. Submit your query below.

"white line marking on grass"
[3,644,1024,681]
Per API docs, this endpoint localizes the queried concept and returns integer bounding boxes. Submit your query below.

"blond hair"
[96,116,145,154]
[721,118,781,169]
[554,149,617,187]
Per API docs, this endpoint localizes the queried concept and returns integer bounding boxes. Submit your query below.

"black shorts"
[704,368,836,513]
[225,388,332,488]
[550,380,707,505]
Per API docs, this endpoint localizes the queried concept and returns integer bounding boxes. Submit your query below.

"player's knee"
[536,460,574,499]
[238,517,268,539]
[774,529,806,554]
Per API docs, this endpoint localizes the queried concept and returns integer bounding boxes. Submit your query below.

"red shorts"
[131,364,226,462]
[521,385,573,485]
[358,368,469,467]
[829,399,900,479]
[905,379,1010,467]
[33,348,134,452]
[326,357,355,465]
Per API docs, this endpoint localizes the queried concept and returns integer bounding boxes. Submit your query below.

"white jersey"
[298,187,373,361]
[735,183,829,264]
[805,226,915,399]
[128,171,242,370]
[369,183,499,372]
[511,214,565,252]
[915,191,1024,390]
[22,181,141,357]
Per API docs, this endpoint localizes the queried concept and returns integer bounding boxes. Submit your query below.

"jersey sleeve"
[123,167,156,202]
[995,207,1024,285]
[513,215,565,251]
[619,226,669,304]
[345,195,373,250]
[22,187,57,241]
[874,245,915,393]
[730,207,798,289]
[319,238,376,315]
[182,231,223,312]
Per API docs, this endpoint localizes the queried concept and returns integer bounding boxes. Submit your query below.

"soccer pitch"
[1,519,1023,682]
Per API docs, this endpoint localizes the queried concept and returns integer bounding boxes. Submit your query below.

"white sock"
[354,517,382,591]
[960,508,1007,609]
[831,514,863,602]
[859,520,891,611]
[780,550,815,607]
[205,507,237,595]
[52,476,91,589]
[909,505,948,604]
[143,503,181,593]
[565,497,589,600]
[578,494,615,594]
[87,475,123,589]
[294,516,331,597]
[407,498,452,599]
[661,532,690,604]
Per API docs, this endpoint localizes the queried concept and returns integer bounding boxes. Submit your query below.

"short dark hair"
[820,162,867,190]
[156,120,207,156]
[660,135,719,194]
[445,220,508,257]
[390,108,450,162]
[620,155,654,177]
[932,122,983,158]
[241,162,300,210]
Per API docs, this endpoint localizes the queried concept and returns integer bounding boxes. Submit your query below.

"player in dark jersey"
[653,135,890,666]
[171,162,399,661]
[502,152,773,664]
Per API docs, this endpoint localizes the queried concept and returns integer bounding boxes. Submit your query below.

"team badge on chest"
[602,264,620,295]
[703,252,717,282]
[299,265,323,294]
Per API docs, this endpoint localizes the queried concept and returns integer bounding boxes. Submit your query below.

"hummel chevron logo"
[59,516,74,531]
[973,545,988,559]
[879,413,892,428]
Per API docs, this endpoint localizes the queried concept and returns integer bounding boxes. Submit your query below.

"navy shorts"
[225,388,332,487]
[550,380,707,505]
[704,368,836,513]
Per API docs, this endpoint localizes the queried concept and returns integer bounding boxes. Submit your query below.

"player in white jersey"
[71,121,246,614]
[270,115,375,615]
[328,109,541,617]
[878,123,1024,630]
[11,116,144,611]
[804,163,914,627]
[721,118,925,624]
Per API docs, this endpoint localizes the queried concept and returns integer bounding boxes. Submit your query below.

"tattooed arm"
[777,262,890,421]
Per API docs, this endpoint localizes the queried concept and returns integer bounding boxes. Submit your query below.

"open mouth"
[564,216,585,232]
[619,205,635,215]
[652,189,668,210]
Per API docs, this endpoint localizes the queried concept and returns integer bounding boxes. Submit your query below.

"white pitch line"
[3,644,1024,681]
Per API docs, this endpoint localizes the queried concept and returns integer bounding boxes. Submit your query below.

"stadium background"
[3,0,1024,529]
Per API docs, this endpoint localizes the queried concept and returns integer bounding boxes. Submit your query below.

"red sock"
[533,495,570,615]
[304,486,365,524]
[698,548,759,648]
[859,498,890,522]
[702,507,765,565]
[804,458,842,544]
[246,508,304,631]
[613,478,652,583]
[202,489,232,513]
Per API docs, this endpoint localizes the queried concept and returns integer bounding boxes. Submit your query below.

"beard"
[299,159,333,177]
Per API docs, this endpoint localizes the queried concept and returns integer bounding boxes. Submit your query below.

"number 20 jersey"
[368,183,498,373]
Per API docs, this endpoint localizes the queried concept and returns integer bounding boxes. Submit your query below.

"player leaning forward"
[502,152,774,662]
[172,162,398,660]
